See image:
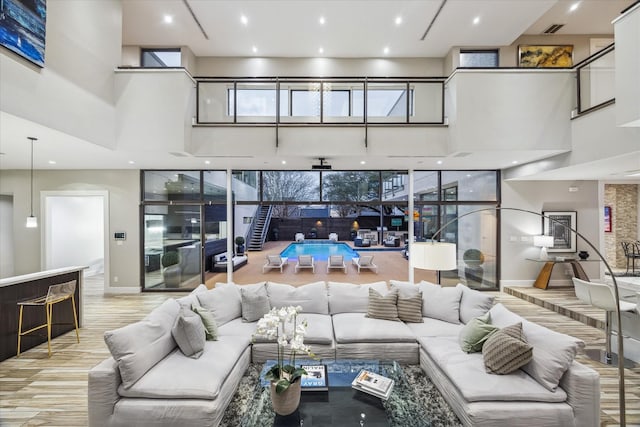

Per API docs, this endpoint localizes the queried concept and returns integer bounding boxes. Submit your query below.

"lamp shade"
[533,235,554,248]
[410,242,457,271]
[26,215,38,228]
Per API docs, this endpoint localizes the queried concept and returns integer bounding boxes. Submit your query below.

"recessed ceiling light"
[360,160,366,165]
[383,46,390,55]
[395,16,402,25]
[163,15,173,24]
[204,160,211,165]
[281,160,286,165]
[48,160,56,165]
[436,160,443,165]
[128,160,135,164]
[252,46,258,53]
[472,16,480,25]
[569,2,580,12]
[512,160,519,164]
[241,15,248,25]
[319,16,325,25]
[318,47,324,54]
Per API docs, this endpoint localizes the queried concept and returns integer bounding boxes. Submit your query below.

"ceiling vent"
[311,158,332,170]
[542,24,565,34]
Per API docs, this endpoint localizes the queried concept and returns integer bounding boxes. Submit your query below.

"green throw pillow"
[192,304,218,341]
[459,312,498,353]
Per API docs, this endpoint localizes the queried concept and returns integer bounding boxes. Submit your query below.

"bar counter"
[0,266,85,361]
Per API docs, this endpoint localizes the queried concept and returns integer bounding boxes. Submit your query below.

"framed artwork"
[543,211,577,253]
[518,45,573,68]
[604,206,612,232]
[0,0,47,67]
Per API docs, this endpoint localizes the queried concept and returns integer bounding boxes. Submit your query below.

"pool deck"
[205,240,437,287]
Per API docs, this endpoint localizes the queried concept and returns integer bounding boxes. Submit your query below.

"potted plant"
[463,248,485,287]
[252,306,314,415]
[272,227,280,241]
[309,227,317,239]
[235,236,245,255]
[161,251,181,288]
[350,228,358,241]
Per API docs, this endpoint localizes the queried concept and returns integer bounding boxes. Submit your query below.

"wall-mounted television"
[0,0,46,67]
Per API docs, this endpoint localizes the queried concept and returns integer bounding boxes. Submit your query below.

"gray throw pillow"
[458,312,498,353]
[241,285,271,322]
[191,304,218,341]
[457,284,495,324]
[366,288,399,321]
[482,323,533,375]
[171,309,206,358]
[397,292,423,323]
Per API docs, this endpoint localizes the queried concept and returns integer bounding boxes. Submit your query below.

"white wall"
[0,170,139,288]
[0,195,14,278]
[614,3,640,127]
[501,180,601,287]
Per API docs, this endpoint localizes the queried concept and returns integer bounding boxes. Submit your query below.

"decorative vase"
[578,251,589,260]
[270,380,301,416]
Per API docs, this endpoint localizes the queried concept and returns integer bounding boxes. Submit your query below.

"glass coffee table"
[240,359,432,427]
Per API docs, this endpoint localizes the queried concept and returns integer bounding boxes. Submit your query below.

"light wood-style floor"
[1,274,638,426]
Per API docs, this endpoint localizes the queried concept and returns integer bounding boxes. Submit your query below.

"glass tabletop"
[240,359,432,427]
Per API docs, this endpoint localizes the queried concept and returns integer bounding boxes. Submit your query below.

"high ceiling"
[1,0,638,181]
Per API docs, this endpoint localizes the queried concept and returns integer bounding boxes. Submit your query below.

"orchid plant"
[252,306,315,394]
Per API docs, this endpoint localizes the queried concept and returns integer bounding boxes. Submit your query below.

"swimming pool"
[280,241,359,261]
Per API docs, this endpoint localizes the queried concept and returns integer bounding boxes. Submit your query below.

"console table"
[0,266,85,361]
[527,258,589,290]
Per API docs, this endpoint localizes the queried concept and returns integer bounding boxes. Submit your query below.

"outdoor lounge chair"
[295,233,305,242]
[328,232,338,242]
[262,255,288,273]
[352,255,378,273]
[327,255,346,273]
[295,255,315,273]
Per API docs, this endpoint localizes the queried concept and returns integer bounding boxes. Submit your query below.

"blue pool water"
[280,241,359,261]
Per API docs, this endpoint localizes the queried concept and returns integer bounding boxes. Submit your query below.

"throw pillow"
[327,281,389,314]
[418,282,463,324]
[366,288,400,321]
[196,284,242,326]
[241,285,271,322]
[191,304,218,341]
[397,292,424,323]
[171,308,206,358]
[482,323,533,375]
[458,312,498,353]
[266,281,329,314]
[457,283,495,324]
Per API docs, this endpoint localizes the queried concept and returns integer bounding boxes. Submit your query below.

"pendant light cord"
[28,137,36,217]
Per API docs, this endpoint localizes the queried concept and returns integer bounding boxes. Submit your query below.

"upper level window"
[141,48,181,67]
[459,49,499,68]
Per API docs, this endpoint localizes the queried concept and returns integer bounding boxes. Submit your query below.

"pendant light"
[26,136,38,228]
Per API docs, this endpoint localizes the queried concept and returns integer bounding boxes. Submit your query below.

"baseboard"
[104,286,141,294]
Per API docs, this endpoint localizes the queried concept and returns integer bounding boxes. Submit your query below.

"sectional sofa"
[88,280,600,427]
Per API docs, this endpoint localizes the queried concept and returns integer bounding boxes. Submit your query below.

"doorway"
[43,191,109,292]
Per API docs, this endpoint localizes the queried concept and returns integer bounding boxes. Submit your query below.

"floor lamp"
[410,206,627,427]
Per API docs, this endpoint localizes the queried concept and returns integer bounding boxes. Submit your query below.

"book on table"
[300,364,328,391]
[351,369,394,400]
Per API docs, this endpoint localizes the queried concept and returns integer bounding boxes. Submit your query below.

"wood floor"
[1,275,638,426]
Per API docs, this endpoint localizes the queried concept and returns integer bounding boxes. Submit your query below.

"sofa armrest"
[88,357,121,426]
[559,361,600,427]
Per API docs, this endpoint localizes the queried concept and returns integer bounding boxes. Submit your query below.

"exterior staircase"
[247,205,273,251]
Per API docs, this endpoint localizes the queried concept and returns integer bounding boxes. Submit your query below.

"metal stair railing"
[247,205,273,251]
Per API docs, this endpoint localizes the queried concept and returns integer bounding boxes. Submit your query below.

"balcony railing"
[576,43,615,115]
[196,77,446,125]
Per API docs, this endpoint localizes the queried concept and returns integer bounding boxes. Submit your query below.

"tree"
[322,172,380,217]
[262,171,319,218]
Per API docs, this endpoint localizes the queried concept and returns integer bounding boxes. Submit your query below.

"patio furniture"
[327,255,346,273]
[295,233,305,242]
[352,255,378,273]
[295,255,315,273]
[262,255,288,273]
[328,232,338,242]
[383,235,400,247]
[354,237,371,247]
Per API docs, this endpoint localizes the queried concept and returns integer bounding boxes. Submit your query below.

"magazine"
[300,364,328,391]
[351,369,394,400]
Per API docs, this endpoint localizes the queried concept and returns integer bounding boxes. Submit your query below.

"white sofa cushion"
[332,312,416,343]
[104,298,180,389]
[457,283,495,324]
[217,317,258,336]
[252,313,334,345]
[489,303,584,391]
[418,336,568,403]
[175,284,208,310]
[171,308,206,358]
[406,316,465,338]
[118,335,250,400]
[328,281,388,314]
[197,284,242,326]
[418,281,463,324]
[240,284,270,322]
[266,281,329,314]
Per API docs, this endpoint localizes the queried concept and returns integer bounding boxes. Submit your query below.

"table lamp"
[533,235,554,260]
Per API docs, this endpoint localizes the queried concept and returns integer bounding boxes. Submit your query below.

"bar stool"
[17,280,80,357]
